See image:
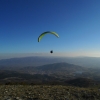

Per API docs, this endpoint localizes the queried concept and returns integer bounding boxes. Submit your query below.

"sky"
[0,0,100,59]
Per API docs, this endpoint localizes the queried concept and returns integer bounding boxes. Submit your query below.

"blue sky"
[0,0,100,59]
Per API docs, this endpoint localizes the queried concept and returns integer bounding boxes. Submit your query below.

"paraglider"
[38,31,59,42]
[50,50,53,53]
[38,31,59,53]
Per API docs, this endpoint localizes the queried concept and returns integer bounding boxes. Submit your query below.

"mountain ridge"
[0,56,100,68]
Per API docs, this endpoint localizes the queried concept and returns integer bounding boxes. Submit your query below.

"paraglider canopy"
[38,31,59,42]
[38,31,59,54]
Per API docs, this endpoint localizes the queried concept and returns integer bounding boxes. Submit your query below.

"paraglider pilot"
[50,50,53,53]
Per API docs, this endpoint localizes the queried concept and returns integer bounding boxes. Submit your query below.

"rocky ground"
[0,85,100,100]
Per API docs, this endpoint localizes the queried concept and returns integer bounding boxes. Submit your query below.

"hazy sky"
[0,0,100,59]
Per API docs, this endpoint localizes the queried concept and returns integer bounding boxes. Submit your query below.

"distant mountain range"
[0,56,100,69]
[0,61,100,87]
[0,61,87,75]
[18,62,87,75]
